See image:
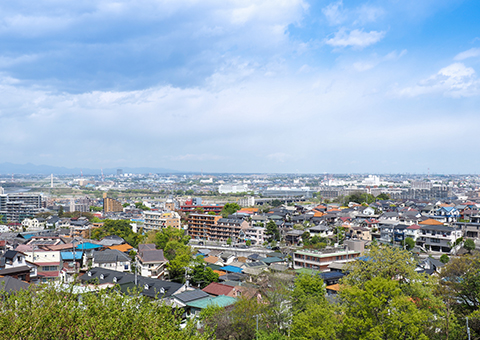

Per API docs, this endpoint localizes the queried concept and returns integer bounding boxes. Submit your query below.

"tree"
[221,203,241,218]
[376,193,390,200]
[271,199,282,207]
[226,237,232,246]
[0,284,212,340]
[58,205,64,217]
[291,302,340,340]
[154,226,190,250]
[341,276,430,340]
[90,219,142,247]
[291,273,326,314]
[202,297,263,340]
[464,238,476,253]
[440,254,450,264]
[245,239,251,246]
[403,237,415,250]
[190,257,219,288]
[265,220,280,242]
[341,245,443,338]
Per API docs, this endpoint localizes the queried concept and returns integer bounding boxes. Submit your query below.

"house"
[418,219,463,253]
[185,295,237,317]
[404,224,422,244]
[170,289,211,308]
[79,267,184,300]
[0,276,30,293]
[92,249,131,272]
[136,244,168,279]
[202,282,236,297]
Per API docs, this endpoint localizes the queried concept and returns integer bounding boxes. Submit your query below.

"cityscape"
[1,170,480,338]
[1,0,480,339]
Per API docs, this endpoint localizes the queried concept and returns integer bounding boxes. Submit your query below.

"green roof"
[261,256,284,264]
[294,250,360,258]
[186,295,237,309]
[206,264,222,271]
[295,268,320,275]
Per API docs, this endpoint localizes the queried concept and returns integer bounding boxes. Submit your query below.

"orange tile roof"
[326,284,340,291]
[419,218,444,225]
[213,270,226,276]
[108,244,133,252]
[204,256,220,264]
[313,212,325,217]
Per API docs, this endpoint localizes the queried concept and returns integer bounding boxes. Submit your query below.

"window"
[41,266,58,271]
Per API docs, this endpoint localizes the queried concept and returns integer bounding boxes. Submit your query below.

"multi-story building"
[187,214,221,240]
[209,218,250,242]
[245,226,266,245]
[143,211,181,231]
[103,193,123,213]
[136,244,168,279]
[293,248,361,271]
[0,193,43,223]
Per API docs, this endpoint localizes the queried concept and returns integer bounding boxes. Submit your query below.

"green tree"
[291,273,326,314]
[154,226,190,250]
[464,238,476,253]
[226,237,232,246]
[291,302,340,340]
[190,257,219,288]
[440,254,450,264]
[341,276,430,340]
[90,219,142,247]
[245,239,252,246]
[58,205,64,217]
[403,237,415,250]
[376,193,390,200]
[271,199,283,207]
[0,284,212,340]
[221,203,241,218]
[266,220,280,242]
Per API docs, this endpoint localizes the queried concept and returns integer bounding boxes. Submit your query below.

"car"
[198,241,204,246]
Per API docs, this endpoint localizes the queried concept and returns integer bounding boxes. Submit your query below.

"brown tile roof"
[204,256,220,264]
[202,282,235,296]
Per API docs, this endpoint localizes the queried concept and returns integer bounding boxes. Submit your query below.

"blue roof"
[22,234,35,240]
[76,242,103,250]
[61,251,83,260]
[222,265,243,273]
[319,272,344,280]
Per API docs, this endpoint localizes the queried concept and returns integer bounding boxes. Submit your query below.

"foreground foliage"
[0,284,211,340]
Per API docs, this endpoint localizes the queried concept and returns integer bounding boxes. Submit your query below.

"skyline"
[1,1,480,173]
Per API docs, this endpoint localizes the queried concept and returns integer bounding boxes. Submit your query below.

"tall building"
[0,193,43,223]
[102,193,123,213]
[117,169,123,176]
[187,213,221,240]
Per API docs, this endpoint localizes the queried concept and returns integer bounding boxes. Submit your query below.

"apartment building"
[293,248,361,271]
[209,218,250,242]
[0,193,43,223]
[187,213,221,240]
[144,211,181,231]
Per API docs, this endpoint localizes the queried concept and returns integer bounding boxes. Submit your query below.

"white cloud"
[399,63,479,97]
[322,1,345,25]
[326,28,385,48]
[353,49,407,71]
[454,48,480,61]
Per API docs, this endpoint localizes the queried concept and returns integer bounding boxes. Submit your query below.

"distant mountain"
[0,163,179,175]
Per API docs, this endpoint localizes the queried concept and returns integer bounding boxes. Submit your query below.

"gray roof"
[173,289,210,303]
[80,267,183,299]
[93,249,131,264]
[139,249,166,263]
[0,276,30,292]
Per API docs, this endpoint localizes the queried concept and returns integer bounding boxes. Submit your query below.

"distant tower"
[81,169,83,177]
[101,168,105,181]
[51,174,53,188]
[117,169,123,177]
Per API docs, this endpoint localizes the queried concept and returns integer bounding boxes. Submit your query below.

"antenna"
[81,169,83,178]
[101,168,105,181]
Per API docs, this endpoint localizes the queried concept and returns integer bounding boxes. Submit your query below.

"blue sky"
[1,0,480,173]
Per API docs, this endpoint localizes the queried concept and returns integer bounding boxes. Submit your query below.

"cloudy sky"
[1,0,480,174]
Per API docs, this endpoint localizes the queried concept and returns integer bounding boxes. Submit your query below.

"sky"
[1,0,480,174]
